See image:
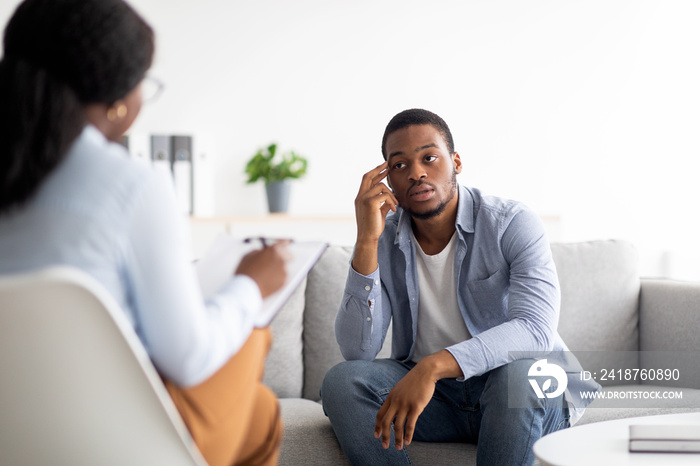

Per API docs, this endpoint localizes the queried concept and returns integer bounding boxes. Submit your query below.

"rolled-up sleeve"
[335,265,386,360]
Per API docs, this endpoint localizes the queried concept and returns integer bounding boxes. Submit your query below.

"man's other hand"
[374,350,463,450]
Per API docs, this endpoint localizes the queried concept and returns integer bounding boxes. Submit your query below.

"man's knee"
[321,360,372,401]
[321,358,410,418]
[483,359,565,412]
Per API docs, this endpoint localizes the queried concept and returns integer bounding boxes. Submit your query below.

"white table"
[534,412,700,465]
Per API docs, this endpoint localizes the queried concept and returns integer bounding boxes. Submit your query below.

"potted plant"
[245,143,308,213]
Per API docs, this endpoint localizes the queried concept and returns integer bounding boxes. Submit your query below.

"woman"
[0,1,287,465]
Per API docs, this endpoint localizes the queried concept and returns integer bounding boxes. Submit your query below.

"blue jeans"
[321,358,570,466]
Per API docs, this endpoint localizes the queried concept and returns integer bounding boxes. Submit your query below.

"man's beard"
[402,169,458,220]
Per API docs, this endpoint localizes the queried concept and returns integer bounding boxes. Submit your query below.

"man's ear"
[453,152,463,174]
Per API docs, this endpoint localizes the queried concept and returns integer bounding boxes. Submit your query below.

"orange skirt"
[164,328,282,466]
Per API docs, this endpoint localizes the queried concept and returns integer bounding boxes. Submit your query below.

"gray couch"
[261,240,700,465]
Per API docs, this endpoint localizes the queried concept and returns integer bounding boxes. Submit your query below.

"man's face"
[385,124,462,220]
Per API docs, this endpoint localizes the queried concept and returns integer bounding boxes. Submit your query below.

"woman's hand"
[235,240,292,298]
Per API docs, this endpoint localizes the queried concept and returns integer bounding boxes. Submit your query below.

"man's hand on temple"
[352,161,398,275]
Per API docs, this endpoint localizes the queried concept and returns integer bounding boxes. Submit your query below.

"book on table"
[629,424,700,453]
[195,233,328,327]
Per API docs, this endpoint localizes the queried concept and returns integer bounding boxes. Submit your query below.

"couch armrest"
[639,279,700,352]
[639,279,700,390]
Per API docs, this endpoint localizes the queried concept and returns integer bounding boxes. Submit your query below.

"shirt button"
[366,317,371,322]
[374,280,379,285]
[364,285,371,291]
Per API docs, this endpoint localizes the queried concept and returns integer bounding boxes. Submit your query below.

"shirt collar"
[82,123,106,144]
[455,185,475,234]
[80,124,129,160]
[394,184,475,246]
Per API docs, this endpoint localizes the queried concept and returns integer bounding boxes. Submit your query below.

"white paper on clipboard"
[195,234,328,327]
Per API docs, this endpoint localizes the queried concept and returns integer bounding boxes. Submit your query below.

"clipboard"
[195,233,328,327]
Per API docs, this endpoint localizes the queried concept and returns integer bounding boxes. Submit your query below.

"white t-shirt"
[412,231,472,362]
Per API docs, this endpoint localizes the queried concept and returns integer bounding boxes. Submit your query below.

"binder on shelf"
[150,135,172,178]
[124,131,150,166]
[118,135,129,150]
[172,135,193,215]
[191,134,214,217]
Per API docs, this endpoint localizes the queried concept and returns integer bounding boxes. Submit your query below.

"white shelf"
[189,215,356,259]
[189,213,562,260]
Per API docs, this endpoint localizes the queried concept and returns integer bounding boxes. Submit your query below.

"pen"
[243,237,294,247]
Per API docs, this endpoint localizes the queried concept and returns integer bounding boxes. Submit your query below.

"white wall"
[2,0,699,279]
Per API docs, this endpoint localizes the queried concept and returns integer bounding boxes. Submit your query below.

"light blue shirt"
[0,125,261,387]
[336,185,599,415]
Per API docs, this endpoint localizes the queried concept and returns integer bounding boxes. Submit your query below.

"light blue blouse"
[0,125,261,387]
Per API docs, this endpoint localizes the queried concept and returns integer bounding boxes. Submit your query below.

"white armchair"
[0,267,205,466]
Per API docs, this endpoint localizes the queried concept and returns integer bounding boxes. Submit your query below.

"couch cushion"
[640,279,700,352]
[639,280,700,389]
[551,240,640,353]
[278,398,350,465]
[303,246,353,400]
[264,278,306,398]
[303,245,393,401]
[407,441,477,465]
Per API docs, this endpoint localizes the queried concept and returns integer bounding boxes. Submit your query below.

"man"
[321,109,597,465]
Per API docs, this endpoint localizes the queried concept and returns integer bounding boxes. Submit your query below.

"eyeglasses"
[141,75,165,103]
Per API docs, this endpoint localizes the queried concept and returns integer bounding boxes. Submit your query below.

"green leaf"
[244,142,308,184]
